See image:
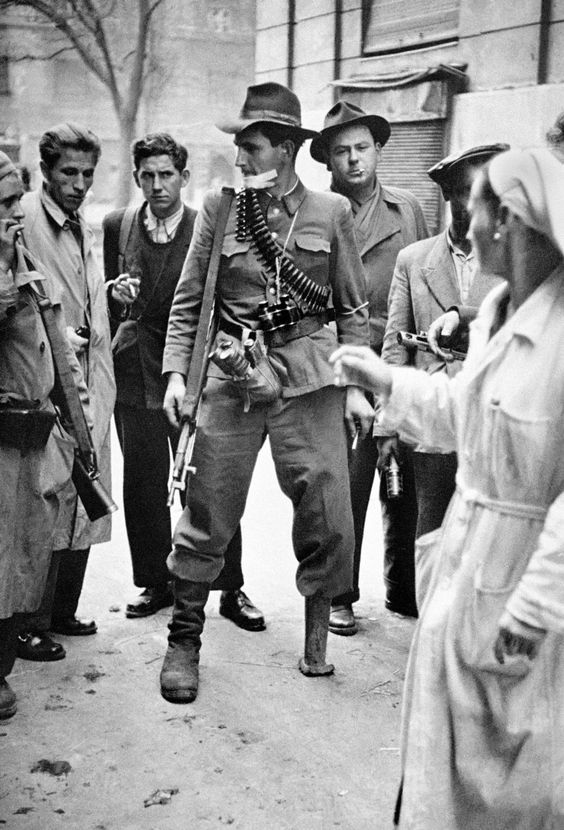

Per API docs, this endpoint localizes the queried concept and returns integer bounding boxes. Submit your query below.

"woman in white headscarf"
[331,148,564,829]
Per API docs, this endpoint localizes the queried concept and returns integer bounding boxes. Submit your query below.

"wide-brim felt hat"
[216,82,318,140]
[310,100,391,164]
[428,143,511,185]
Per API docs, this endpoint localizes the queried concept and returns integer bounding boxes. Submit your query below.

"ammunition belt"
[235,188,330,316]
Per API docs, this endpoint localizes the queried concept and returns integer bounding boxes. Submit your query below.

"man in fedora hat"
[311,100,428,633]
[382,143,508,538]
[159,82,371,703]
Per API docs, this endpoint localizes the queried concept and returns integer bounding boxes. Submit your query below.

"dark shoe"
[219,589,266,632]
[0,678,16,720]
[299,595,334,677]
[329,603,358,636]
[17,632,66,662]
[50,616,97,636]
[125,585,173,619]
[160,641,200,703]
[385,600,418,619]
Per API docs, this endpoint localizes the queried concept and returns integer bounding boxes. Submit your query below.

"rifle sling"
[16,240,95,464]
[180,187,234,422]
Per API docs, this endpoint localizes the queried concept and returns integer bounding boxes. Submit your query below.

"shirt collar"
[144,202,184,233]
[280,176,306,215]
[447,229,474,260]
[331,179,380,212]
[40,184,83,229]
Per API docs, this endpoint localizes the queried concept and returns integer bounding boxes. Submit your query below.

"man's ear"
[39,160,51,183]
[181,169,190,187]
[374,142,383,163]
[280,139,296,161]
[133,169,140,188]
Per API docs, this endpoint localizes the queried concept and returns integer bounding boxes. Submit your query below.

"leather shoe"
[50,616,97,636]
[219,589,266,631]
[125,585,173,618]
[385,600,418,619]
[17,632,66,662]
[329,604,358,636]
[0,678,17,720]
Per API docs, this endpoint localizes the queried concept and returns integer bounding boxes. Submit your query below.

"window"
[0,57,10,96]
[363,0,460,55]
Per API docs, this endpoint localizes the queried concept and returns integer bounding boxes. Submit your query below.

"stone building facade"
[256,0,564,232]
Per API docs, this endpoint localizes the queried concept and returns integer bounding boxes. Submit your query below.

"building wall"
[0,0,256,213]
[256,0,564,214]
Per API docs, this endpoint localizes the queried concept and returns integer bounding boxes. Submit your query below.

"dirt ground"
[0,437,415,830]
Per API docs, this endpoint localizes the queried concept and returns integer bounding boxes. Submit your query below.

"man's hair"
[39,123,101,170]
[546,112,564,147]
[255,123,305,161]
[132,133,188,173]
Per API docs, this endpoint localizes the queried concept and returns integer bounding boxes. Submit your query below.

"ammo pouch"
[0,404,57,452]
[209,334,282,412]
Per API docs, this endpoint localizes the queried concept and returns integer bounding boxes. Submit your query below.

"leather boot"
[160,579,210,704]
[299,595,335,677]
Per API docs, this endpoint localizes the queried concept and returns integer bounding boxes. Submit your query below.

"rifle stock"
[166,187,234,506]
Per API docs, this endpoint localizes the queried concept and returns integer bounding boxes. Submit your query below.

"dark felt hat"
[216,82,317,140]
[428,143,511,185]
[310,100,391,164]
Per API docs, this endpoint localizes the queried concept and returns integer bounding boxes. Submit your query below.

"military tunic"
[163,180,369,597]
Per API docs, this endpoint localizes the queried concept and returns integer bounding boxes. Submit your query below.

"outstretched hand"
[330,345,393,397]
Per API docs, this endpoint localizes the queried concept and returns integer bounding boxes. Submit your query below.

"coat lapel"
[418,233,460,311]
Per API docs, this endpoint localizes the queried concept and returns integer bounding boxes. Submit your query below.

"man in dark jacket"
[311,102,428,634]
[103,133,264,629]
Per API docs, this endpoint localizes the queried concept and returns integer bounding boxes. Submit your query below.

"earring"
[493,231,500,240]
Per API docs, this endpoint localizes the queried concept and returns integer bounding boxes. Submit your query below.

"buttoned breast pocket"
[488,399,557,503]
[292,234,331,285]
[220,235,262,298]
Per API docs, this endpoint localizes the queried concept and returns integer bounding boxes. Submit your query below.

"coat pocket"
[34,429,75,497]
[292,234,331,285]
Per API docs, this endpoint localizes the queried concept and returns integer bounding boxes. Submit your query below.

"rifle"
[16,237,117,522]
[167,187,234,506]
[397,330,467,362]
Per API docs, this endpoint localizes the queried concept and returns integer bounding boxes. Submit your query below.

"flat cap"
[428,143,510,185]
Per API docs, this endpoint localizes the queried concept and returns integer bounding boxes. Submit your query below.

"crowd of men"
[0,81,528,720]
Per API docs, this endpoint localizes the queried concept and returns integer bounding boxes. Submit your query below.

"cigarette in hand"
[351,427,360,451]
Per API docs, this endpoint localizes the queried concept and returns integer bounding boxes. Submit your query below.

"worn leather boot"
[299,595,335,677]
[160,579,210,704]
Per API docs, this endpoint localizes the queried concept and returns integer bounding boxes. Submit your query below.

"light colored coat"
[0,265,88,616]
[379,266,564,829]
[21,188,116,549]
[382,230,501,375]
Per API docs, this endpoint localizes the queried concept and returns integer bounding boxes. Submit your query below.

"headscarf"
[488,147,564,256]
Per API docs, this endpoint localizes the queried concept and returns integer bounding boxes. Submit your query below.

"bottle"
[385,454,403,499]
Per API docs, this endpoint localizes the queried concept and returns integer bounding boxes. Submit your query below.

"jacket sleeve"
[381,250,415,366]
[162,191,220,376]
[506,493,564,632]
[329,195,369,346]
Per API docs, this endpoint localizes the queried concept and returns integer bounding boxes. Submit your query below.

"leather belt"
[218,309,334,348]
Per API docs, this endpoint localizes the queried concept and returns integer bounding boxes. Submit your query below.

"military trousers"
[168,379,354,599]
[114,403,244,591]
